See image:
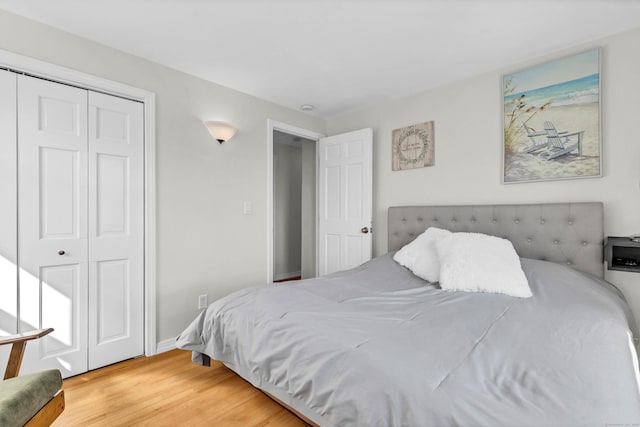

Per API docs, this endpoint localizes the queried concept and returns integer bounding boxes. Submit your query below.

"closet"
[0,69,144,378]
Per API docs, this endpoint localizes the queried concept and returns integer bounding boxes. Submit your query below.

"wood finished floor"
[57,349,309,427]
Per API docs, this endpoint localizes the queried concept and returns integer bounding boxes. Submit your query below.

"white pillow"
[393,227,452,282]
[436,232,532,298]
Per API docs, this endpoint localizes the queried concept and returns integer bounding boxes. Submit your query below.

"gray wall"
[0,10,326,344]
[272,130,317,280]
[326,26,640,332]
[274,142,302,279]
[301,139,316,279]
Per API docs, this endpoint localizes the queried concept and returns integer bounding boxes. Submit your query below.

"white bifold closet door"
[0,71,17,356]
[87,91,144,371]
[16,75,144,377]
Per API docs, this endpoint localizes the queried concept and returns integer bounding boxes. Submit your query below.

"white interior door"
[88,91,144,370]
[15,76,144,377]
[17,75,89,377]
[318,128,373,275]
[0,70,17,368]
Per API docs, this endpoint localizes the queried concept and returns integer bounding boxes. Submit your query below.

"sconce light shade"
[204,121,237,143]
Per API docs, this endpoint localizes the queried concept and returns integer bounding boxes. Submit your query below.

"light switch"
[243,201,253,215]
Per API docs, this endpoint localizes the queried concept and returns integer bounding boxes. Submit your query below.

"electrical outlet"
[198,294,208,310]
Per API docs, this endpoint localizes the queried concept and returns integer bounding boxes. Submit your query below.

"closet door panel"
[39,147,81,238]
[0,70,17,370]
[88,92,144,369]
[39,264,81,355]
[17,75,89,377]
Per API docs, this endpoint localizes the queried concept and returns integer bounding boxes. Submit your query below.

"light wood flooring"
[56,349,308,427]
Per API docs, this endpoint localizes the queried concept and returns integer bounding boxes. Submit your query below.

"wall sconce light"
[204,121,238,143]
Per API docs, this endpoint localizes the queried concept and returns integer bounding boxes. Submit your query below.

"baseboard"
[155,337,177,354]
[274,271,301,281]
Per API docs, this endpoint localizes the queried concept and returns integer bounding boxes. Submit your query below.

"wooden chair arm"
[0,328,53,347]
[1,328,54,380]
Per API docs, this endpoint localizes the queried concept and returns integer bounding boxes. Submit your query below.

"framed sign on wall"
[392,121,434,171]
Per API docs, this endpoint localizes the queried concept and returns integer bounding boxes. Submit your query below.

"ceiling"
[1,0,639,118]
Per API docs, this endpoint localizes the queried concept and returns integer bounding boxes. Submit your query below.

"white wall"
[327,27,640,329]
[0,10,325,344]
[2,8,640,345]
[274,143,302,279]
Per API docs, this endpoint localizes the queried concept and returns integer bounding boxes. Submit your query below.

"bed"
[176,202,640,426]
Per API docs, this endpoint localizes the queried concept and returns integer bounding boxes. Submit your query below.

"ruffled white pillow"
[393,227,452,282]
[436,232,532,298]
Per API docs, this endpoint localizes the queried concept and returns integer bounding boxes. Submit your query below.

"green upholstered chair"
[0,329,65,426]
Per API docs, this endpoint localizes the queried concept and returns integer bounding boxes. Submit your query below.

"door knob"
[58,250,65,256]
[361,227,369,234]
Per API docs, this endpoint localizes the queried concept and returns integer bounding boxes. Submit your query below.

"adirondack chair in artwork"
[521,122,549,153]
[540,120,584,160]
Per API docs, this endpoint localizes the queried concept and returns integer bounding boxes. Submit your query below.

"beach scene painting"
[503,48,601,183]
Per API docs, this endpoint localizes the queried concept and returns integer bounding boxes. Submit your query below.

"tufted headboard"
[388,202,604,278]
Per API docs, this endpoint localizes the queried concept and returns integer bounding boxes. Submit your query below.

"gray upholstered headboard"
[388,202,604,278]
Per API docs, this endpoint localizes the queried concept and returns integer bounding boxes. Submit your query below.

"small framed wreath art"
[392,121,434,171]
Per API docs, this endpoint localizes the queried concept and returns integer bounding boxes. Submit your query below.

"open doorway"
[267,120,324,284]
[273,130,316,282]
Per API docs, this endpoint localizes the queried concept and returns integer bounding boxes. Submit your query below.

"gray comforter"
[176,254,640,426]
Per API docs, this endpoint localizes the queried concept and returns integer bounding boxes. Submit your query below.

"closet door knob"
[58,250,65,256]
[361,227,369,234]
